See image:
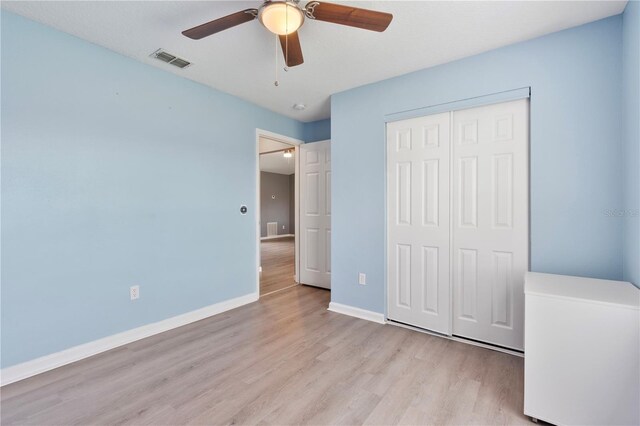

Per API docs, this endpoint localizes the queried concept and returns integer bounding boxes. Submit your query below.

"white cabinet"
[524,272,640,425]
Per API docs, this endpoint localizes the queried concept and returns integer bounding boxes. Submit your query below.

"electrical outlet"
[358,273,366,285]
[282,225,285,229]
[130,285,140,300]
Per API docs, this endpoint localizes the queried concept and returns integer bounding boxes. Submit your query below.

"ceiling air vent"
[150,49,191,69]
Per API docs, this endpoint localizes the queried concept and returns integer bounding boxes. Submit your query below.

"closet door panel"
[387,113,451,334]
[452,99,529,351]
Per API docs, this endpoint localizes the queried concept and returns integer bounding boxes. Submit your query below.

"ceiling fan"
[182,1,393,67]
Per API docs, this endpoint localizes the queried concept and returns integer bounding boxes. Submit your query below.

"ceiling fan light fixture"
[182,1,393,69]
[259,1,304,35]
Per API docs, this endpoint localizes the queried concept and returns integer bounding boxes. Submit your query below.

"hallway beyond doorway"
[260,236,296,296]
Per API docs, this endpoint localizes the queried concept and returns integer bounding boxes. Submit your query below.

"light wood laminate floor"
[1,286,527,425]
[260,236,296,296]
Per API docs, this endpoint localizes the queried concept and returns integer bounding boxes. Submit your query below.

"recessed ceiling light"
[292,103,306,111]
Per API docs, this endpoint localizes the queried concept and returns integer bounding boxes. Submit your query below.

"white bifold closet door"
[387,112,452,335]
[300,140,331,289]
[452,100,528,350]
[387,99,528,351]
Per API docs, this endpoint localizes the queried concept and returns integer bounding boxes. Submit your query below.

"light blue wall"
[303,118,331,142]
[0,11,306,368]
[331,16,624,313]
[622,1,640,287]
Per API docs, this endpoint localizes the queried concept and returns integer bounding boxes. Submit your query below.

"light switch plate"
[358,273,366,285]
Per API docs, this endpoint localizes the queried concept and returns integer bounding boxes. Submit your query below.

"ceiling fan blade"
[305,1,392,32]
[279,31,304,67]
[182,9,258,40]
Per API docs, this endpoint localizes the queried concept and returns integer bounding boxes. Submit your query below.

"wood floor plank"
[1,285,527,425]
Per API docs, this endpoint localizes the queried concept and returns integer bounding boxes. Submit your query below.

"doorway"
[257,130,302,296]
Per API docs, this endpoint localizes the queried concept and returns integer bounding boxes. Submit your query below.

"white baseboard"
[260,234,294,241]
[328,302,386,324]
[0,292,259,386]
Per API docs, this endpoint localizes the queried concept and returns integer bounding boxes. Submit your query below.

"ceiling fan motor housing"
[258,1,305,35]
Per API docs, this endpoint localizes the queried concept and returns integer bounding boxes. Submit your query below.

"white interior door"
[387,113,451,334]
[299,141,331,289]
[451,99,529,350]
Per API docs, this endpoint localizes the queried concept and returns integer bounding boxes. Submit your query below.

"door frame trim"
[255,129,303,297]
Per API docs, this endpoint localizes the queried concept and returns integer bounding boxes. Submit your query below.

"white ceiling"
[260,150,296,175]
[3,1,627,122]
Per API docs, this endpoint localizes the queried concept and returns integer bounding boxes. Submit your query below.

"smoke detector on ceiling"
[150,49,191,69]
[292,103,306,111]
